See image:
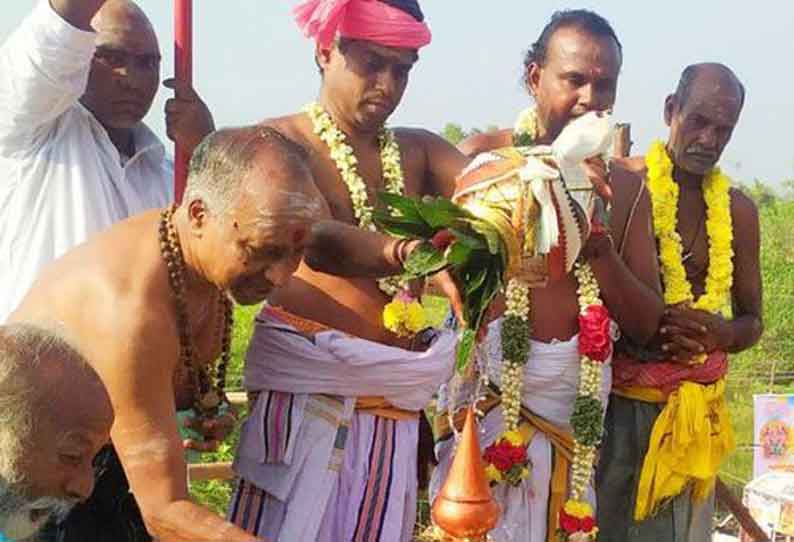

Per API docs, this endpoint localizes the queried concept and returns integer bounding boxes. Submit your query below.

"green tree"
[441,123,466,145]
[738,179,778,208]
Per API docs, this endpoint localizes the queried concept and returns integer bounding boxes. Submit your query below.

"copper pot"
[431,407,501,540]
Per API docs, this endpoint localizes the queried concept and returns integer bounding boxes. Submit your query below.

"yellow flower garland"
[645,140,734,313]
[634,141,737,521]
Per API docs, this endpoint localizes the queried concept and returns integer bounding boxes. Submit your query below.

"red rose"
[559,510,580,533]
[578,304,612,362]
[484,444,513,471]
[506,444,527,464]
[580,516,596,532]
[430,229,456,251]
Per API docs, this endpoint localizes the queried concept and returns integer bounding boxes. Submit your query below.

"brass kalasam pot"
[431,408,501,541]
[452,147,590,287]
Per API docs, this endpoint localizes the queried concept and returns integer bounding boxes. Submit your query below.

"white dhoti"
[430,318,612,542]
[230,308,456,542]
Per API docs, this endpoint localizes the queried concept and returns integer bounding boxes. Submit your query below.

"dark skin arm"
[458,129,513,158]
[585,159,664,346]
[163,78,215,158]
[305,220,416,278]
[413,128,471,198]
[305,221,467,326]
[659,189,763,360]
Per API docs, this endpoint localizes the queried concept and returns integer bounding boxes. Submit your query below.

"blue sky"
[2,1,792,189]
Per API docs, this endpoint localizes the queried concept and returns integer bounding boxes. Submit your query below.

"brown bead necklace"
[159,204,233,415]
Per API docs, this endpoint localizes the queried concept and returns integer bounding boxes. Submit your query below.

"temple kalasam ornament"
[452,111,615,288]
[431,407,500,541]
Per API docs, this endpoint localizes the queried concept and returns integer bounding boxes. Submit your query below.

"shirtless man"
[228,1,474,540]
[429,10,664,542]
[10,126,325,542]
[597,63,763,542]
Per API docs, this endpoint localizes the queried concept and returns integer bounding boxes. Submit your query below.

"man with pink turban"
[227,1,471,541]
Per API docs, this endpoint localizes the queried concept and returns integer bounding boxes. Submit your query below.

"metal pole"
[174,0,192,203]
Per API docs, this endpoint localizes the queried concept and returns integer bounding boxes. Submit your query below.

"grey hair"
[183,125,312,218]
[0,324,92,484]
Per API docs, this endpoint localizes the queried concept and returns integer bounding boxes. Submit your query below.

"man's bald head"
[665,62,745,176]
[0,324,112,539]
[81,0,161,131]
[674,63,745,110]
[91,0,155,37]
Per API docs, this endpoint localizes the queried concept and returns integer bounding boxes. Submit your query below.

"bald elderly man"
[0,0,213,322]
[597,63,762,542]
[0,323,113,542]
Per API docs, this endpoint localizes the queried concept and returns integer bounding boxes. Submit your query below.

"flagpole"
[174,0,192,203]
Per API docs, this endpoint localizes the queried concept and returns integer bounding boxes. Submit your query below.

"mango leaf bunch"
[374,193,508,372]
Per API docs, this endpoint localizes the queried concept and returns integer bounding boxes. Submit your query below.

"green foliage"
[570,395,605,447]
[721,199,794,490]
[502,315,529,363]
[441,123,466,145]
[440,123,500,146]
[403,242,446,279]
[188,304,259,513]
[376,193,507,373]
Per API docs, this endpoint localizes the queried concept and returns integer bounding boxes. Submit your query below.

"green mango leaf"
[456,328,477,374]
[465,218,503,255]
[403,242,447,278]
[373,211,435,238]
[459,264,487,295]
[415,196,471,228]
[448,226,487,251]
[378,192,425,222]
[446,241,473,266]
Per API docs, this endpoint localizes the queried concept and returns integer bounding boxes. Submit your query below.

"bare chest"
[674,197,710,297]
[172,301,229,410]
[308,140,424,223]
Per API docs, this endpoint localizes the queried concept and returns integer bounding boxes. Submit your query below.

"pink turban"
[294,0,432,50]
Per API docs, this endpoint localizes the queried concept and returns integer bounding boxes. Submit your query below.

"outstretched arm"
[51,0,107,30]
[105,314,263,542]
[305,221,466,325]
[0,1,103,153]
[305,220,416,278]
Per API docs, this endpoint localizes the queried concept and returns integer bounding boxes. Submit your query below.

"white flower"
[305,102,406,296]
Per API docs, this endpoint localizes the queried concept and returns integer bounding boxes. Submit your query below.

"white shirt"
[0,1,173,322]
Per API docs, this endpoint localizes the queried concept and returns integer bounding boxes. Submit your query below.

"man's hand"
[582,156,613,203]
[50,0,108,31]
[428,270,464,326]
[659,305,734,363]
[164,78,214,157]
[427,269,501,341]
[182,406,238,453]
